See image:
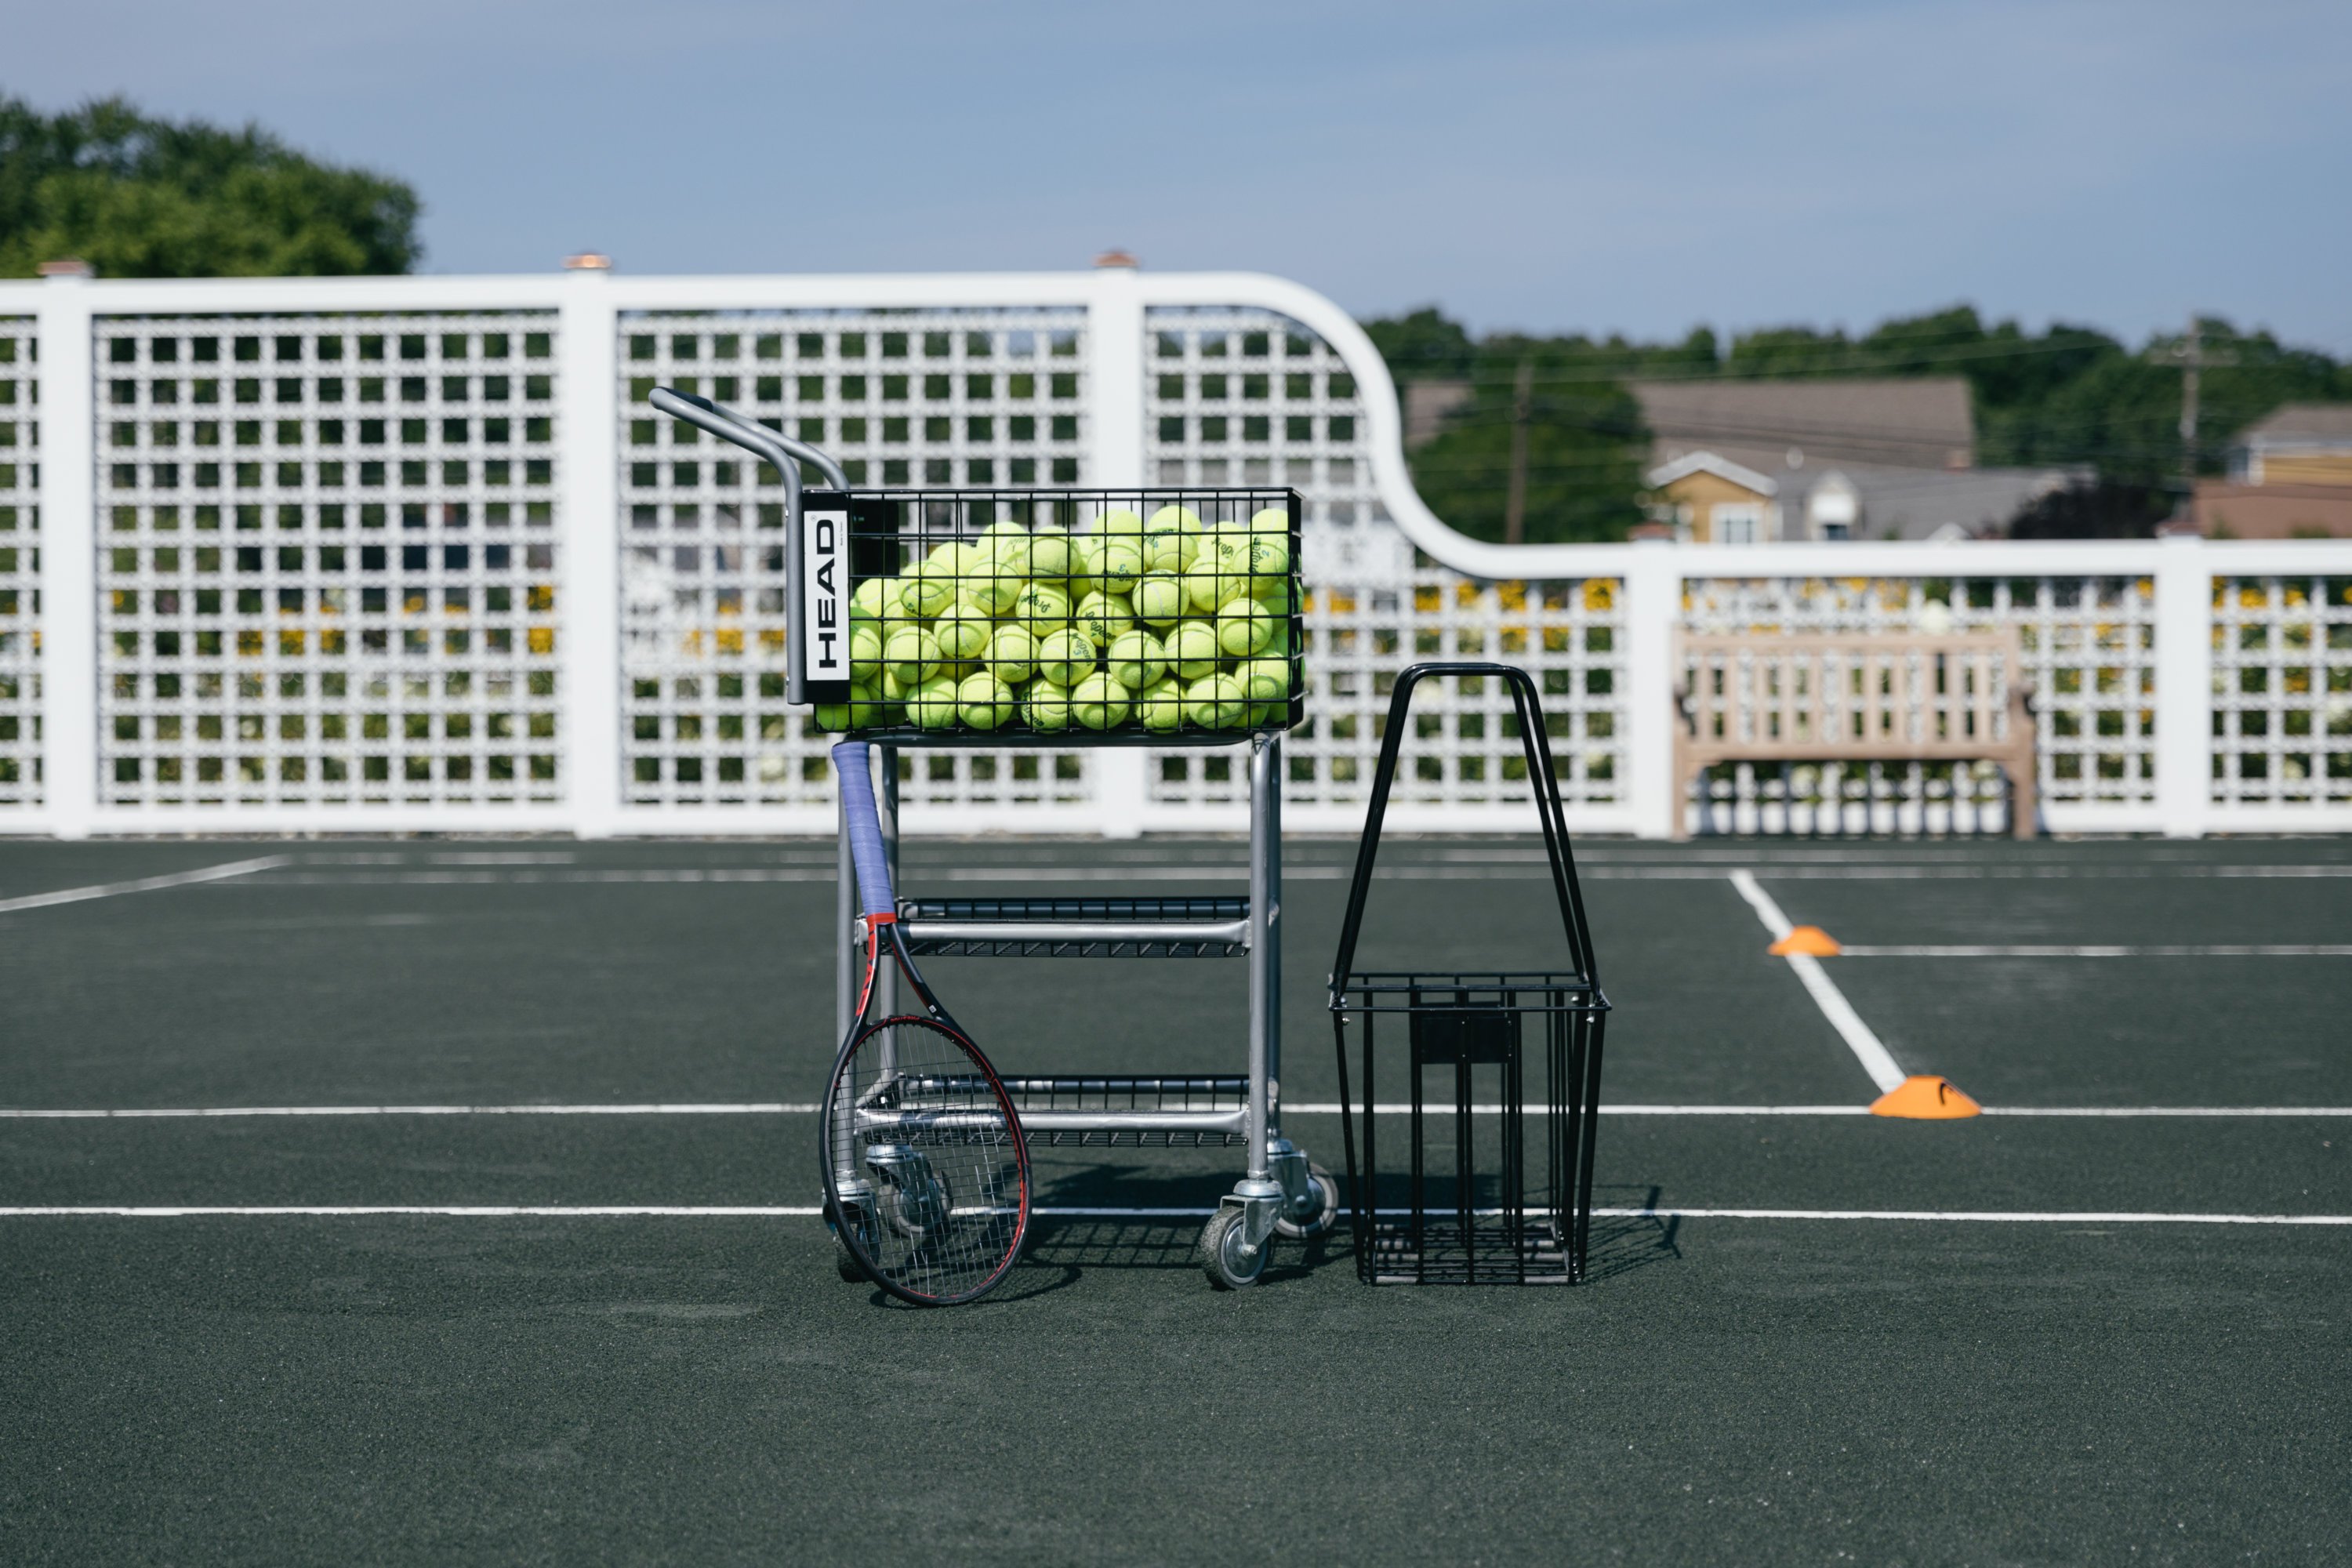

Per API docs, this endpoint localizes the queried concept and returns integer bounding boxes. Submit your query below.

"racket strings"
[827,1015,1026,1302]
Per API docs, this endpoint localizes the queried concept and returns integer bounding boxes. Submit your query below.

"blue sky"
[13,0,2350,351]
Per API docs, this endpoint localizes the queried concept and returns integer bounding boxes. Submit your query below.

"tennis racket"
[821,740,1031,1305]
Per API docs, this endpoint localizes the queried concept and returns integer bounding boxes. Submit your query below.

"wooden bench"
[1674,630,2038,838]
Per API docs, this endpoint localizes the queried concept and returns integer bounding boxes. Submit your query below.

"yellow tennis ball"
[849,620,885,667]
[899,573,955,618]
[1244,533,1291,583]
[909,673,961,729]
[1092,538,1145,592]
[811,702,852,733]
[851,577,898,622]
[1147,504,1203,535]
[1184,673,1247,730]
[1105,629,1167,691]
[1142,527,1200,574]
[1133,573,1188,628]
[1181,559,1226,612]
[1071,672,1131,731]
[882,624,939,687]
[1250,506,1289,533]
[1035,627,1097,686]
[1168,620,1221,681]
[1025,679,1074,731]
[1236,657,1289,705]
[1013,582,1072,633]
[1136,677,1185,733]
[848,680,895,728]
[1025,528,1073,581]
[1073,591,1133,648]
[956,671,1016,731]
[986,622,1037,684]
[1216,598,1276,657]
[933,597,994,661]
[1093,507,1145,536]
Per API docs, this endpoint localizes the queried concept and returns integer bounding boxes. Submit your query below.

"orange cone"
[1871,1075,1982,1119]
[1768,925,1842,956]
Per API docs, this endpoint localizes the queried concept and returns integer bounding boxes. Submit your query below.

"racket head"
[821,1013,1030,1305]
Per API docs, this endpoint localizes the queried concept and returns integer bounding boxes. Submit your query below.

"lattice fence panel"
[0,318,34,806]
[1141,307,1626,810]
[92,314,563,808]
[617,310,1091,809]
[1684,575,2158,829]
[2211,575,2352,808]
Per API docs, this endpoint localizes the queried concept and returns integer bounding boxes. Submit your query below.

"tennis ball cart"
[652,389,1338,1296]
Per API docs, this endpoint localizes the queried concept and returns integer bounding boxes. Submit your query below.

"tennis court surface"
[3,835,2347,1563]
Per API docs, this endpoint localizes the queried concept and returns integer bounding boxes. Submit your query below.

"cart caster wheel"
[1274,1163,1341,1240]
[1199,1207,1269,1290]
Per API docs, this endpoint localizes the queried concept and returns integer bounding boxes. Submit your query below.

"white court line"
[7,1102,2346,1120]
[1,1204,2346,1225]
[1726,869,1906,1094]
[0,855,291,916]
[1839,945,2352,958]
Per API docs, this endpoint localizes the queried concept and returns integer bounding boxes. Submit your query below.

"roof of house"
[1646,451,1779,495]
[2237,403,2352,447]
[1629,377,1976,471]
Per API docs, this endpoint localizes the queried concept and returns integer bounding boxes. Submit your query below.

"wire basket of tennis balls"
[811,489,1303,743]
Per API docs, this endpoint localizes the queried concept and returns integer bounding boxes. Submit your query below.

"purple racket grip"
[831,741,896,919]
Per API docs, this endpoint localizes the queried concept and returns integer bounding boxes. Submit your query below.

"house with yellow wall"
[1644,452,1780,543]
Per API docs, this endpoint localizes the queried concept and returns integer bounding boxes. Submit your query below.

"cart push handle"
[1327,662,1601,996]
[648,387,849,488]
[648,387,851,705]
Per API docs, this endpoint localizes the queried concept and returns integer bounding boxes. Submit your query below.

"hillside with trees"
[1368,305,2352,543]
[0,96,419,278]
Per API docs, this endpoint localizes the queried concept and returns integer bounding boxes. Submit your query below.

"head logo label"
[802,505,848,682]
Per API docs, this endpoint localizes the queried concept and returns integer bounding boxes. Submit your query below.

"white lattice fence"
[0,267,2347,837]
[2212,575,2352,808]
[613,308,1093,812]
[89,313,563,808]
[0,319,34,806]
[1680,574,2157,831]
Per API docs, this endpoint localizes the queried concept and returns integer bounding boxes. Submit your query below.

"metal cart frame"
[652,388,1331,1288]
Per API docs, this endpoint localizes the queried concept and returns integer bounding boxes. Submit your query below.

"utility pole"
[1504,358,1534,546]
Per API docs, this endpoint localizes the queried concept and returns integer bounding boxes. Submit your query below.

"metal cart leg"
[1204,736,1291,1286]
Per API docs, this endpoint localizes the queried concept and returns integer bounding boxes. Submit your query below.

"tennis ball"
[1035,627,1097,687]
[811,702,852,732]
[1181,559,1228,612]
[882,624,939,687]
[1147,504,1203,535]
[848,620,885,668]
[966,566,1025,615]
[1250,506,1289,533]
[1071,672,1131,731]
[849,680,895,727]
[1025,528,1073,581]
[899,572,955,618]
[1184,673,1247,730]
[1168,620,1221,681]
[1105,629,1167,691]
[1236,657,1289,706]
[933,596,994,661]
[1208,532,1252,574]
[1092,538,1145,592]
[1136,677,1185,733]
[1093,506,1145,536]
[956,671,1016,731]
[1142,532,1199,574]
[851,577,898,622]
[1012,581,1072,633]
[1133,573,1189,628]
[1073,591,1134,648]
[986,622,1037,684]
[1024,679,1074,731]
[909,673,961,730]
[1216,597,1276,657]
[1243,532,1291,583]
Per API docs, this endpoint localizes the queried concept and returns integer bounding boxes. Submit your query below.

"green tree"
[0,96,420,278]
[1404,339,1650,545]
[1362,307,1475,383]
